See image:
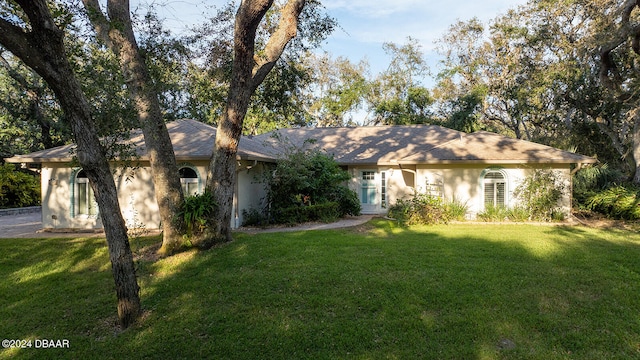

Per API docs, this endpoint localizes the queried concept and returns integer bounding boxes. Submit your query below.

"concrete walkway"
[0,209,375,238]
[237,215,375,234]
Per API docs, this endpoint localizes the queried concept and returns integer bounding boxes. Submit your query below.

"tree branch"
[81,0,112,47]
[0,18,35,68]
[0,2,63,85]
[599,1,640,89]
[0,52,30,89]
[252,0,305,86]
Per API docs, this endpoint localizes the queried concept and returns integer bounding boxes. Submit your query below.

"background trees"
[367,37,433,125]
[432,0,640,183]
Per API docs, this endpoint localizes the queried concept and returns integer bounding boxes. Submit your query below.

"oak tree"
[82,0,186,255]
[202,0,309,246]
[0,0,140,328]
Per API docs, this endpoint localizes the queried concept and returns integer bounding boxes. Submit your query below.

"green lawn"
[2,220,640,359]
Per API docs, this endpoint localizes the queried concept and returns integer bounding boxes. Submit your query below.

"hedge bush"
[272,202,340,225]
[387,193,465,225]
[0,163,40,208]
[573,164,626,209]
[176,191,217,237]
[513,169,566,221]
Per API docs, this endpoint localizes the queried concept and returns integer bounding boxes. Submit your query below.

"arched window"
[74,170,98,216]
[483,170,507,208]
[179,166,200,196]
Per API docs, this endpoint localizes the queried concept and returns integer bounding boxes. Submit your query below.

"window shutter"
[483,171,506,207]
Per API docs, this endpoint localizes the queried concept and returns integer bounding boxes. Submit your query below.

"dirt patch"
[572,211,639,231]
[133,242,162,263]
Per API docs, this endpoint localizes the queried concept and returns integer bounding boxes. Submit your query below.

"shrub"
[445,197,469,221]
[477,204,510,222]
[330,185,361,217]
[506,206,531,222]
[242,207,270,227]
[513,169,566,221]
[388,193,458,225]
[0,163,40,208]
[586,184,640,220]
[273,202,340,224]
[177,191,217,237]
[263,143,360,225]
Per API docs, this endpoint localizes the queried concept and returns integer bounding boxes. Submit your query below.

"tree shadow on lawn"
[2,223,640,359]
[119,223,640,359]
[0,236,131,359]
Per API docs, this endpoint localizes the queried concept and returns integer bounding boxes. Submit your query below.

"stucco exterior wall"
[416,164,572,219]
[39,160,573,231]
[345,163,572,219]
[234,161,268,227]
[40,160,266,231]
[41,165,103,230]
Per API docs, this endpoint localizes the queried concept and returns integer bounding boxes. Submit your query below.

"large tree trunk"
[0,0,141,328]
[83,0,186,255]
[202,0,306,246]
[598,0,640,183]
[633,114,640,183]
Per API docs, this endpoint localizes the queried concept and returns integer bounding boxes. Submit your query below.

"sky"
[147,0,529,81]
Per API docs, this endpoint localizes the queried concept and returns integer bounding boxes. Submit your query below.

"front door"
[360,170,378,214]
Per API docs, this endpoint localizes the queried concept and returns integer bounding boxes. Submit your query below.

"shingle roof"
[253,125,463,165]
[4,119,272,163]
[5,119,597,165]
[398,131,597,164]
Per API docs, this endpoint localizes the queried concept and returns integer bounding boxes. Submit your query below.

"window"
[483,170,506,207]
[179,166,200,196]
[75,170,98,216]
[381,172,386,208]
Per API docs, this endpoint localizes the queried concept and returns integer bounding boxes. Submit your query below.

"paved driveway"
[0,209,107,238]
[0,210,45,238]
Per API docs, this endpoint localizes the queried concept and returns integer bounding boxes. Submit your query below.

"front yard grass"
[1,220,640,359]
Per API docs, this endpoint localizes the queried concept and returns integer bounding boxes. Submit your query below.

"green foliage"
[264,143,360,224]
[369,38,433,125]
[513,169,566,221]
[273,202,340,225]
[586,184,640,220]
[185,2,336,133]
[388,193,465,225]
[0,163,40,208]
[329,185,361,217]
[241,207,269,227]
[477,205,531,222]
[176,191,217,237]
[573,164,626,208]
[442,88,485,132]
[477,204,509,222]
[574,163,640,220]
[445,197,470,221]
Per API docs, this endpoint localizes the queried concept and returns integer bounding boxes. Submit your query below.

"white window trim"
[70,168,99,218]
[178,164,202,196]
[480,168,509,209]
